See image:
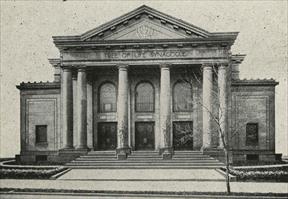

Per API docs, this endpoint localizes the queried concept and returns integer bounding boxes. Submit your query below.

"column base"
[60,147,74,151]
[75,146,89,150]
[200,146,214,152]
[159,147,173,160]
[116,147,131,160]
[75,147,90,152]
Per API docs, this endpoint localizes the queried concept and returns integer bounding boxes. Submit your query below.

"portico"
[60,60,228,159]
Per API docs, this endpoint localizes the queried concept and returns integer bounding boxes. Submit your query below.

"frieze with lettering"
[104,49,188,59]
[63,48,227,61]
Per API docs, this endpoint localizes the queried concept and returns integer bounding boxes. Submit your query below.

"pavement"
[58,169,226,181]
[0,168,287,194]
[1,179,288,194]
[0,169,288,198]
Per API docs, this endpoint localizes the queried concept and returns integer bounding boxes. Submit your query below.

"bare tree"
[178,65,242,194]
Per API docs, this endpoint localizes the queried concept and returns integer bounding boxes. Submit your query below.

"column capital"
[201,64,213,70]
[117,64,129,70]
[62,67,73,72]
[77,67,87,72]
[159,63,172,69]
[218,64,228,70]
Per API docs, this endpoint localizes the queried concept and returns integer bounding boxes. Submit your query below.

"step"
[66,165,223,169]
[71,159,219,164]
[172,155,210,158]
[66,161,223,166]
[87,152,116,154]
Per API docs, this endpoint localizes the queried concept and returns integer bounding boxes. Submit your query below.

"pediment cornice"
[53,5,238,49]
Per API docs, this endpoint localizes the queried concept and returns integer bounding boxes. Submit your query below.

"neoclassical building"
[16,5,279,163]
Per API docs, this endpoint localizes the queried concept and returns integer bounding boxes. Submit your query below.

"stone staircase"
[66,150,224,169]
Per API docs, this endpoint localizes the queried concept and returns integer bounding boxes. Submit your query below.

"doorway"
[97,122,117,150]
[173,121,193,150]
[135,122,155,150]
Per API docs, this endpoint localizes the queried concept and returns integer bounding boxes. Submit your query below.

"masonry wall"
[19,88,61,162]
[230,84,276,162]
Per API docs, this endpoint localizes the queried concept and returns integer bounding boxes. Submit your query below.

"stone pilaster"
[76,68,88,150]
[62,68,73,149]
[218,65,227,148]
[159,64,172,159]
[202,64,213,150]
[116,65,131,159]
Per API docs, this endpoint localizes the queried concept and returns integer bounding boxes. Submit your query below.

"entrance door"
[135,122,155,150]
[97,122,117,150]
[173,122,193,150]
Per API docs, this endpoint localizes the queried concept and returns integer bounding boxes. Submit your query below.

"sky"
[0,0,287,157]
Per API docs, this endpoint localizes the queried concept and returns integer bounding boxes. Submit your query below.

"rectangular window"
[36,155,47,162]
[246,123,258,146]
[35,125,47,144]
[246,154,259,161]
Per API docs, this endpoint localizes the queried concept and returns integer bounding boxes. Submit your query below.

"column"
[218,65,227,148]
[86,77,93,149]
[72,74,78,148]
[62,68,73,149]
[202,64,213,150]
[76,68,88,150]
[159,64,172,159]
[116,65,131,159]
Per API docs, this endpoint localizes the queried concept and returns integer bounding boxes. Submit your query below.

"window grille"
[99,83,117,113]
[135,82,154,112]
[173,82,193,112]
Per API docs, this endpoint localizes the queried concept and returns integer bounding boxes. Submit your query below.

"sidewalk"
[58,169,225,181]
[1,179,287,194]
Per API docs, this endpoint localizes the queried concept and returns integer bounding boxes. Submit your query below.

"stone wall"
[230,80,278,162]
[18,86,61,162]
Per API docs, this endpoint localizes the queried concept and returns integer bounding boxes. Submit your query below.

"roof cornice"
[53,37,237,51]
[232,79,279,86]
[16,82,60,90]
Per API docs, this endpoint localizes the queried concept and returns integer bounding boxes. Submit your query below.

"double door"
[173,121,193,150]
[135,122,155,150]
[97,122,117,150]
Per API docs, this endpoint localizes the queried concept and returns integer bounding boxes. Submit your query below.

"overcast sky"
[1,0,287,157]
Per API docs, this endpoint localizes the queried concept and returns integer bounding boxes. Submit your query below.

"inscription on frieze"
[104,49,188,59]
[64,47,227,61]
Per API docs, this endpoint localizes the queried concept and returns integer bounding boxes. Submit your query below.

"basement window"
[35,155,47,162]
[246,154,259,162]
[35,125,47,144]
[246,123,258,146]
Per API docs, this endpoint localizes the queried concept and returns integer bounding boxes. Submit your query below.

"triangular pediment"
[81,5,210,41]
[102,18,190,40]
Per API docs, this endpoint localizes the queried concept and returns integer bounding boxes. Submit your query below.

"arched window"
[99,82,117,113]
[135,82,154,112]
[173,81,193,112]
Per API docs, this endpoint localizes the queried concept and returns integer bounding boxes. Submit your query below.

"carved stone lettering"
[104,49,188,60]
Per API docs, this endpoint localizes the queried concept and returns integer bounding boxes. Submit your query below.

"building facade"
[16,6,279,163]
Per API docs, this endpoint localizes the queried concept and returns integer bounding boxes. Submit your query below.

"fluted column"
[159,64,172,159]
[202,64,213,150]
[116,65,131,159]
[62,68,73,149]
[76,68,88,149]
[218,65,227,148]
